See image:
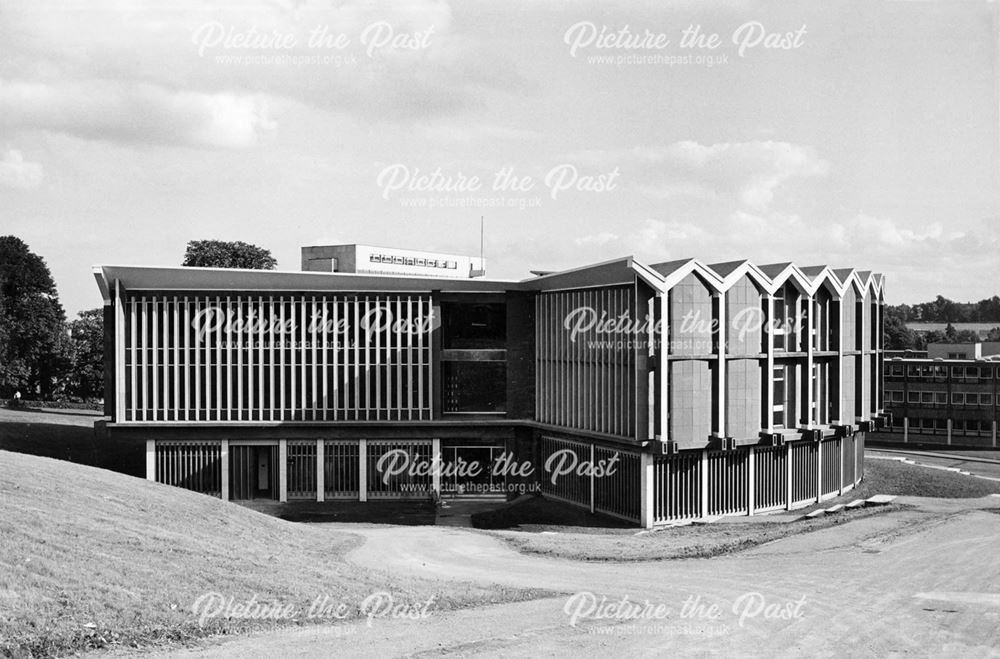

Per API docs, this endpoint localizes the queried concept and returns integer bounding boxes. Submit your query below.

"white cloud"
[634,140,830,210]
[574,231,618,246]
[0,80,274,149]
[0,149,42,189]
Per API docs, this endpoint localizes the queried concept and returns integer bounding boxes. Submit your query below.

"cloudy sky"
[1,0,997,316]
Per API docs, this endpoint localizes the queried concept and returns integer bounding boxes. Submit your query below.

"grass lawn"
[474,456,1000,562]
[0,451,549,658]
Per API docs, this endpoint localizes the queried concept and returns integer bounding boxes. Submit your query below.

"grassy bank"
[0,452,548,657]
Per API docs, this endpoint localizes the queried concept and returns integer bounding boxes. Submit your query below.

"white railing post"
[220,439,229,501]
[359,439,368,502]
[432,438,441,498]
[785,443,793,510]
[589,443,596,514]
[316,440,325,502]
[146,439,156,481]
[747,446,755,516]
[641,452,654,528]
[816,439,823,503]
[838,437,844,495]
[700,449,709,519]
[278,439,287,503]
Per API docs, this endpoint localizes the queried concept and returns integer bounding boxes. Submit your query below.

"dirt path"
[128,495,1000,657]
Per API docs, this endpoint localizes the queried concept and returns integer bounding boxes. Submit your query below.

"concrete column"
[220,439,229,501]
[146,439,156,481]
[700,449,709,519]
[805,294,814,429]
[903,416,909,443]
[947,419,952,446]
[747,447,755,516]
[432,438,441,499]
[766,295,775,431]
[316,440,325,502]
[278,439,287,503]
[993,421,997,448]
[836,294,844,424]
[658,293,669,440]
[359,439,368,502]
[640,452,655,529]
[115,279,126,422]
[716,292,726,438]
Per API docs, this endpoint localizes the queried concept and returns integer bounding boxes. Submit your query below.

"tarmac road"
[143,495,1000,658]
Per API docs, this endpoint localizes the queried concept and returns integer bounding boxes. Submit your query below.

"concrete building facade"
[93,254,884,527]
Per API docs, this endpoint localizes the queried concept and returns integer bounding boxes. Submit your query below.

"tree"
[68,308,104,399]
[0,236,71,398]
[182,240,277,270]
[883,307,918,350]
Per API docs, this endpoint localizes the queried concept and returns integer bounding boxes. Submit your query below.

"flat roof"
[92,257,885,303]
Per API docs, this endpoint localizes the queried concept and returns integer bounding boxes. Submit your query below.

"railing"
[286,440,317,499]
[324,441,360,498]
[707,450,749,516]
[154,441,222,497]
[538,435,642,523]
[652,435,865,525]
[753,445,786,512]
[654,451,701,521]
[365,440,433,498]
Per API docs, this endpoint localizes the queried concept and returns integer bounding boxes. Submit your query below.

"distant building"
[880,352,999,446]
[301,244,486,279]
[926,342,1000,361]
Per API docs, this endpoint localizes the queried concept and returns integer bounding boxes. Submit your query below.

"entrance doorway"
[230,444,279,500]
[440,443,506,497]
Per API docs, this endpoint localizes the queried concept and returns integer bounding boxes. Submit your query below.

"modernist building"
[878,345,999,447]
[94,253,884,527]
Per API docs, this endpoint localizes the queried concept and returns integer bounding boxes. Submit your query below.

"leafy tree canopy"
[182,240,277,270]
[0,236,69,397]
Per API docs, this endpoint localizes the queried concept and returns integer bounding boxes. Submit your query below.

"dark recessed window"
[443,362,506,413]
[441,302,506,349]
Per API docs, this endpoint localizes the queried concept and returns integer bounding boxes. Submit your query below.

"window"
[981,393,993,406]
[908,391,920,403]
[442,362,506,413]
[921,392,933,403]
[966,367,980,380]
[772,365,786,428]
[441,303,506,349]
[951,366,965,380]
[934,392,947,405]
[889,364,904,377]
[772,288,786,352]
[952,393,964,405]
[893,391,904,403]
[440,301,507,414]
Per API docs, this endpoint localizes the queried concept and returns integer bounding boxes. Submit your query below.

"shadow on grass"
[472,495,635,531]
[0,421,143,478]
[238,500,438,525]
